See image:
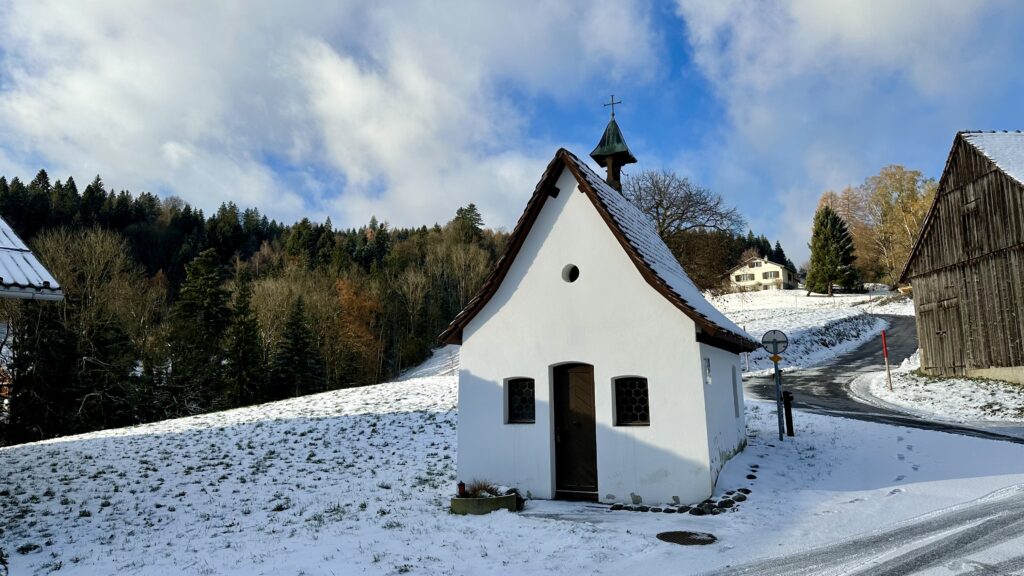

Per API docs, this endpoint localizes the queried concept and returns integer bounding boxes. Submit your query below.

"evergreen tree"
[6,301,79,443]
[452,203,483,242]
[805,205,860,296]
[50,177,81,228]
[209,202,244,262]
[285,217,316,266]
[772,240,796,270]
[270,297,325,399]
[223,271,265,405]
[80,175,106,227]
[168,249,230,409]
[2,178,28,235]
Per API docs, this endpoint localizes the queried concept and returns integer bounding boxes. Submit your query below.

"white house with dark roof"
[441,116,757,505]
[726,256,798,291]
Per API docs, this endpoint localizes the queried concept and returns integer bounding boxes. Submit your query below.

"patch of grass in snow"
[15,543,40,555]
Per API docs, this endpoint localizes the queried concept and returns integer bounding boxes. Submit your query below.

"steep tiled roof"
[0,216,63,300]
[439,148,757,352]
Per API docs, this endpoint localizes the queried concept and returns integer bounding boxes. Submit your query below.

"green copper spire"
[590,95,637,192]
[589,117,637,168]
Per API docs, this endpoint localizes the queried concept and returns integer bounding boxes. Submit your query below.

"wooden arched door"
[553,363,597,500]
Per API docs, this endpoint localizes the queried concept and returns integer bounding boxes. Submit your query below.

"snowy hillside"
[708,289,908,374]
[6,341,1024,575]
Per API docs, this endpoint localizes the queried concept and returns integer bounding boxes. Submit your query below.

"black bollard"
[782,391,795,437]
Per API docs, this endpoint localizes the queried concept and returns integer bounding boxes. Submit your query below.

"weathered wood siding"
[906,136,1024,376]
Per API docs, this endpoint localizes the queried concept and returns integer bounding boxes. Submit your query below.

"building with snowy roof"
[0,216,62,301]
[441,113,758,505]
[900,131,1024,385]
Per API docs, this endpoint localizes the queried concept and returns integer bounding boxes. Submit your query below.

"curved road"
[724,315,1024,575]
[745,314,1024,444]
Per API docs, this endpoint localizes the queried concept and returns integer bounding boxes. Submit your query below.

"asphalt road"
[702,484,1024,576]
[745,314,1024,445]
[726,315,1024,575]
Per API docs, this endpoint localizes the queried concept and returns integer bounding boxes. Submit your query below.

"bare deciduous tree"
[396,267,428,334]
[818,165,936,285]
[623,169,745,241]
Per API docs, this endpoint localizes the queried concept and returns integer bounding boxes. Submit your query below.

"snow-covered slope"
[6,341,1024,575]
[708,290,901,374]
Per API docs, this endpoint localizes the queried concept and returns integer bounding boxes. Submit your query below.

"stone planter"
[450,494,518,515]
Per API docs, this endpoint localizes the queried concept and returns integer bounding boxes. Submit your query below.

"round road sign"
[762,330,789,355]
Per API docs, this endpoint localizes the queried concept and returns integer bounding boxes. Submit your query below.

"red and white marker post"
[882,329,893,391]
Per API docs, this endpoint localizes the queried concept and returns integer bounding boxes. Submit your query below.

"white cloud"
[675,0,1024,263]
[0,0,658,229]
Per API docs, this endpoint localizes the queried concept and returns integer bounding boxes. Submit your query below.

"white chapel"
[441,113,757,505]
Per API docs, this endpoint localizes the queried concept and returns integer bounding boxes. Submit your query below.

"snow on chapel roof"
[440,148,758,352]
[0,215,63,300]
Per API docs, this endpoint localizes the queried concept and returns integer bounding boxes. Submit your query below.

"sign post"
[762,330,789,442]
[882,329,892,392]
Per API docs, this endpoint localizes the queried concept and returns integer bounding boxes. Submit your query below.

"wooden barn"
[900,131,1024,384]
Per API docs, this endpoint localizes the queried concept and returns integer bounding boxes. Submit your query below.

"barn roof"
[439,148,758,352]
[961,131,1024,186]
[0,216,63,301]
[899,130,1024,284]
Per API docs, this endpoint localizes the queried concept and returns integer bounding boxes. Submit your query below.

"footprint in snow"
[893,475,906,482]
[897,454,905,461]
[911,464,920,471]
[906,445,914,452]
[888,488,905,496]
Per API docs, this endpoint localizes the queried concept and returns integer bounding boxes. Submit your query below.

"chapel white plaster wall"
[457,167,721,504]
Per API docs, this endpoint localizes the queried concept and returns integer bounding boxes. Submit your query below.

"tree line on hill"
[0,170,505,443]
[0,167,787,444]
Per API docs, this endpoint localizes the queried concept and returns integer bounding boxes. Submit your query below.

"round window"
[561,264,580,283]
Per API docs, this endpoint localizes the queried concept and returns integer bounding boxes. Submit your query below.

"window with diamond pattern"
[506,378,535,423]
[614,377,650,426]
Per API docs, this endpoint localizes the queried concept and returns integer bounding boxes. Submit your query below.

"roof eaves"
[439,148,759,353]
[560,152,758,352]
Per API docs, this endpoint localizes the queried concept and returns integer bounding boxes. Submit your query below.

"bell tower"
[589,95,637,192]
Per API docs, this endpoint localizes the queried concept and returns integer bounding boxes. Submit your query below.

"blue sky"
[2,1,1024,263]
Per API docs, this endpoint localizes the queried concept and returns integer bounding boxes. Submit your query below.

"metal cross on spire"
[604,94,622,118]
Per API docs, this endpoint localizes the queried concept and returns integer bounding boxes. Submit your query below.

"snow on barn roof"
[440,148,758,352]
[961,131,1024,186]
[899,130,1024,284]
[0,216,63,301]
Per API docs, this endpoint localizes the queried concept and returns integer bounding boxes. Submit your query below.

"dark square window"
[507,378,535,423]
[614,377,650,426]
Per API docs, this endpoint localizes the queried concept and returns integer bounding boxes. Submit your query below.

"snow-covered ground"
[5,354,1024,575]
[856,350,1024,425]
[708,289,905,374]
